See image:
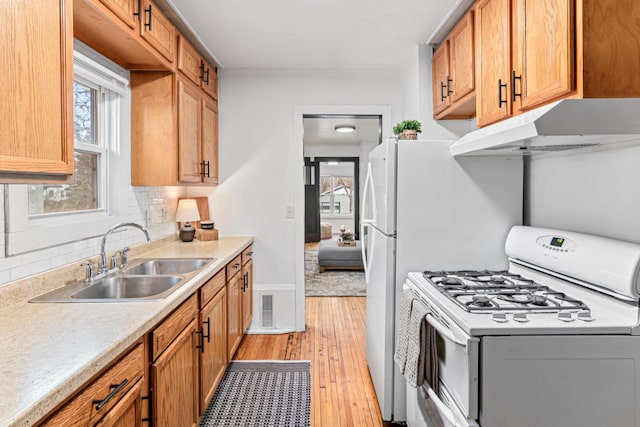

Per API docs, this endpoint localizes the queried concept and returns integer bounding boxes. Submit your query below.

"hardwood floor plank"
[234,297,383,426]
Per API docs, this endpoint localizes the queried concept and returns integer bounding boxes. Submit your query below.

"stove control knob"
[513,312,529,323]
[492,312,509,323]
[577,310,595,322]
[558,311,575,322]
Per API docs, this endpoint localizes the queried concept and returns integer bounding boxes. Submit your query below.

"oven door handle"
[426,386,458,426]
[426,314,468,348]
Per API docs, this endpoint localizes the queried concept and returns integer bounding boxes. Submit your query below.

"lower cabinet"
[226,269,244,360]
[39,342,144,427]
[38,244,254,426]
[94,380,143,427]
[199,286,227,413]
[242,259,253,332]
[150,298,199,427]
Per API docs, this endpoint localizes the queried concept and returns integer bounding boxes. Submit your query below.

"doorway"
[304,157,360,243]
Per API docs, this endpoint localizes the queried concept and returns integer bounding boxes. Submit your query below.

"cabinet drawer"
[42,343,144,426]
[151,294,197,360]
[226,255,243,281]
[200,269,226,308]
[242,245,254,265]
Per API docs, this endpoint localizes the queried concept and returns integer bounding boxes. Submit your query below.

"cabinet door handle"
[243,272,248,291]
[512,71,522,102]
[203,317,211,343]
[200,61,206,82]
[93,378,129,410]
[234,263,241,269]
[200,160,207,178]
[498,79,508,108]
[205,161,210,178]
[196,328,204,352]
[204,68,210,84]
[447,77,453,97]
[133,0,141,20]
[440,81,447,101]
[144,4,153,31]
[142,388,153,426]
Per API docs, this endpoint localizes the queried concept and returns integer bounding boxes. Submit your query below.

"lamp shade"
[175,199,201,223]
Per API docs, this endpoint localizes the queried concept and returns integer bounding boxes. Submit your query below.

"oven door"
[427,309,480,420]
[407,382,479,427]
[404,280,480,421]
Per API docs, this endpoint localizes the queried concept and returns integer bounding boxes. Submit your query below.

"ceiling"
[167,0,461,69]
[303,116,381,146]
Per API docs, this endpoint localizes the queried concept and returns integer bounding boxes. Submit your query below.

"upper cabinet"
[130,72,219,186]
[437,0,640,127]
[74,0,175,69]
[432,9,476,120]
[475,0,511,126]
[178,36,218,100]
[0,0,74,181]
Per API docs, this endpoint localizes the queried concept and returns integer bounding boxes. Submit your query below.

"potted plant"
[393,119,422,140]
[338,228,356,246]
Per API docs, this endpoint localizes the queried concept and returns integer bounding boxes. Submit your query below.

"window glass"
[28,82,102,215]
[319,176,354,214]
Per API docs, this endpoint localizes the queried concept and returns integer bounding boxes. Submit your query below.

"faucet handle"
[110,253,119,269]
[120,247,131,269]
[80,262,95,282]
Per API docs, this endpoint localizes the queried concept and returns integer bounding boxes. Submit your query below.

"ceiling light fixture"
[334,124,356,133]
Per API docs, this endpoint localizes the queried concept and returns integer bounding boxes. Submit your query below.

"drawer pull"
[93,378,129,410]
[203,317,211,343]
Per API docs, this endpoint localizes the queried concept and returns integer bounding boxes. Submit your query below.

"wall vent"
[261,294,274,328]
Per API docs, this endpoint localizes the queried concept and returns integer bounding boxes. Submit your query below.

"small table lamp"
[176,199,201,242]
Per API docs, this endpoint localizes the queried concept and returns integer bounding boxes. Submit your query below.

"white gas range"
[404,226,640,427]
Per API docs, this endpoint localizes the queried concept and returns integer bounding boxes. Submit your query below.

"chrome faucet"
[99,222,151,273]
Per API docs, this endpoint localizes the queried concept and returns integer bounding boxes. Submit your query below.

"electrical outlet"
[286,206,295,218]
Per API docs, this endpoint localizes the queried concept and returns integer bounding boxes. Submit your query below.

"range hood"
[450,99,640,156]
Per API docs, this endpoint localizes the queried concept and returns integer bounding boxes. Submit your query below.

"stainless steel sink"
[29,257,215,303]
[123,258,211,275]
[70,276,183,300]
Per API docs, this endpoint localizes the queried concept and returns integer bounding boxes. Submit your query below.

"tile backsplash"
[0,186,188,287]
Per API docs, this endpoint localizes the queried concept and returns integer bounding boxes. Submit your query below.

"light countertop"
[0,236,253,426]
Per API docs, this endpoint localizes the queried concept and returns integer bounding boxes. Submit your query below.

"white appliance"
[449,98,640,156]
[404,226,640,427]
[360,138,523,422]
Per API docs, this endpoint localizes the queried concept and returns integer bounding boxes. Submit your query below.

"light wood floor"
[234,297,384,426]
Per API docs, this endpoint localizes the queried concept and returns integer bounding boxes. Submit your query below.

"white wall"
[527,142,640,243]
[210,68,402,331]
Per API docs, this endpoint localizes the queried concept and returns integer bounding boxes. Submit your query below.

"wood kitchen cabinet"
[93,380,143,427]
[432,9,476,120]
[474,0,640,127]
[199,284,228,413]
[226,255,244,360]
[0,0,74,181]
[178,35,218,101]
[475,0,512,127]
[39,343,144,426]
[241,245,254,333]
[150,295,199,427]
[131,74,219,186]
[74,0,174,70]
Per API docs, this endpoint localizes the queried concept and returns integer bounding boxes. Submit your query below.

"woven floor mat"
[200,361,311,427]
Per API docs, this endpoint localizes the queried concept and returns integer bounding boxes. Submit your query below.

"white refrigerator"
[361,138,523,422]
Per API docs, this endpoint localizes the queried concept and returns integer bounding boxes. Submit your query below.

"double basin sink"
[30,258,214,303]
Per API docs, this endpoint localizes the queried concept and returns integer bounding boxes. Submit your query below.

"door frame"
[293,104,392,331]
[314,157,360,240]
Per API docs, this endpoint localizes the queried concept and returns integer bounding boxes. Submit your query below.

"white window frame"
[5,50,130,256]
[319,175,353,218]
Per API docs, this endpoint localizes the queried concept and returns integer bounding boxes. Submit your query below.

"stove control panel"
[536,235,577,253]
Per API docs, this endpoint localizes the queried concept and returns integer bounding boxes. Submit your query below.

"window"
[319,176,354,215]
[6,48,130,255]
[29,81,105,215]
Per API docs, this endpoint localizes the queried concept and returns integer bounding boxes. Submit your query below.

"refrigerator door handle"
[361,162,376,224]
[361,222,375,284]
